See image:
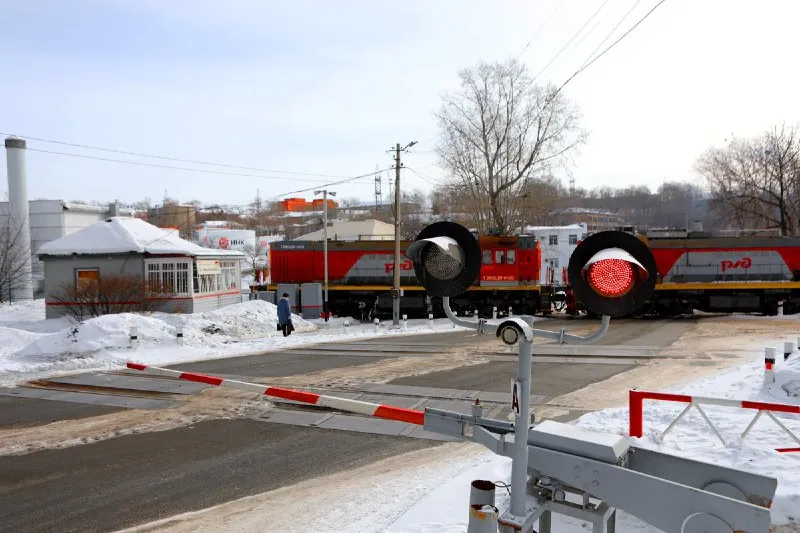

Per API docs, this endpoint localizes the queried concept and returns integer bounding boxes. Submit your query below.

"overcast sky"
[2,0,799,208]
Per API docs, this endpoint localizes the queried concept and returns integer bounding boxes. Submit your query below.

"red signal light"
[587,258,635,297]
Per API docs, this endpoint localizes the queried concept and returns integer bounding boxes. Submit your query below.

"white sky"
[1,0,799,207]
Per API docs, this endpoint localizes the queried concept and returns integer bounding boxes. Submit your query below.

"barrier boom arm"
[126,362,424,425]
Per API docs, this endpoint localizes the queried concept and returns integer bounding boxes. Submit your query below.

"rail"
[629,389,800,453]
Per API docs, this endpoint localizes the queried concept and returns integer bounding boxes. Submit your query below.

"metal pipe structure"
[4,137,33,301]
[442,296,611,519]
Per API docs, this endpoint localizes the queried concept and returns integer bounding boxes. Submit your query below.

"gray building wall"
[42,253,242,318]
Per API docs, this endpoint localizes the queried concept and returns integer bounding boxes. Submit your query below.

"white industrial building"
[294,219,394,241]
[523,223,588,285]
[0,198,136,296]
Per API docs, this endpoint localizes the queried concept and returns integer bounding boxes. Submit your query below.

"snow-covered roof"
[294,219,395,241]
[37,217,243,257]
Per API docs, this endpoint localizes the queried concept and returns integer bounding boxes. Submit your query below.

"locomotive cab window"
[482,250,492,264]
[494,250,505,264]
[506,250,516,265]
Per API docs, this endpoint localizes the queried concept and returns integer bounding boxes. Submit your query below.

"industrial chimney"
[4,137,33,300]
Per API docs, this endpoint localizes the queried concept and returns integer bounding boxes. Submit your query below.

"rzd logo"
[385,260,413,274]
[720,257,752,272]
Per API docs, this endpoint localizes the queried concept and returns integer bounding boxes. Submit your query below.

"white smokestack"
[5,137,33,300]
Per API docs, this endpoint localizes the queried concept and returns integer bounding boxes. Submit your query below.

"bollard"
[784,342,794,361]
[402,314,408,330]
[428,313,434,328]
[130,325,139,350]
[765,347,776,384]
[508,306,513,317]
[373,317,380,332]
[176,324,184,345]
[344,319,350,330]
[467,480,498,533]
[492,306,497,320]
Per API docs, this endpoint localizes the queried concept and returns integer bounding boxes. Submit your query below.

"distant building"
[37,217,243,319]
[523,223,588,285]
[0,199,137,296]
[549,207,625,233]
[146,202,197,239]
[280,197,338,212]
[293,219,395,241]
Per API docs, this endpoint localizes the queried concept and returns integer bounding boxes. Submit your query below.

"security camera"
[567,231,657,318]
[405,221,481,298]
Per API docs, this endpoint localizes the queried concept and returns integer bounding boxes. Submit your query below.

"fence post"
[176,324,184,345]
[765,347,776,384]
[129,326,139,350]
[402,314,407,331]
[784,342,794,361]
[629,389,644,437]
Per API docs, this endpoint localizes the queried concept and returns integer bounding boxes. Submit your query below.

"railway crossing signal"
[405,221,777,533]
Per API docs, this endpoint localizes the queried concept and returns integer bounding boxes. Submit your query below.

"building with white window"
[37,217,243,318]
[523,223,588,285]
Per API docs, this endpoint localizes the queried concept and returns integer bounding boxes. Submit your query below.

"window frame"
[548,235,558,246]
[145,258,193,296]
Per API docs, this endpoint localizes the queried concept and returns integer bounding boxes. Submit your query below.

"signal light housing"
[405,221,481,298]
[567,231,657,317]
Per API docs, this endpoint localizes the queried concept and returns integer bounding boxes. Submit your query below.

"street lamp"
[314,189,336,322]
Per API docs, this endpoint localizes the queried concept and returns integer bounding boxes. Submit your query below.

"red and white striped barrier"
[126,362,424,425]
[629,389,800,453]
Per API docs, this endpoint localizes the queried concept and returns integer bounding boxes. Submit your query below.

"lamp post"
[314,189,336,321]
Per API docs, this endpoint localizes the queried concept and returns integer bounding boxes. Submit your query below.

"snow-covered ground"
[109,315,800,533]
[0,299,470,387]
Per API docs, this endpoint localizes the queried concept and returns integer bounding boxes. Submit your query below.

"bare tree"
[695,124,800,236]
[240,241,268,278]
[435,58,586,235]
[50,274,174,321]
[0,208,31,303]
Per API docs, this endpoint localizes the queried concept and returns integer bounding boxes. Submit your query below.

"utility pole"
[391,141,417,326]
[314,189,336,322]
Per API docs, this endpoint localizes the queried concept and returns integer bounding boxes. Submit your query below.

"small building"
[523,223,588,285]
[37,217,243,318]
[294,219,395,241]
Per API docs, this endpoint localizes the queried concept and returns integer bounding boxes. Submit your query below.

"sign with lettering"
[196,259,221,275]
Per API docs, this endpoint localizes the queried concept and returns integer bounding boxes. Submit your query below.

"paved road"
[0,421,434,533]
[0,317,699,533]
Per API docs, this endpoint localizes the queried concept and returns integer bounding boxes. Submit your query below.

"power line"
[406,167,441,186]
[265,167,395,201]
[26,147,379,185]
[515,0,568,60]
[532,0,611,82]
[579,0,644,70]
[0,131,355,179]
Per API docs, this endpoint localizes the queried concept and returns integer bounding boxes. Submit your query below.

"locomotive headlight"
[568,232,657,318]
[405,222,481,298]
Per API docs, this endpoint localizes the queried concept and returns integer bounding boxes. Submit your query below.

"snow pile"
[0,299,471,387]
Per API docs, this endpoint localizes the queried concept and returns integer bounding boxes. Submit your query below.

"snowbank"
[0,299,470,387]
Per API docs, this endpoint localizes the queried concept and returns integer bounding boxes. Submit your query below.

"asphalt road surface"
[0,316,699,533]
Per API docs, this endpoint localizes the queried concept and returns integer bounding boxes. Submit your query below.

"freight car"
[261,230,800,319]
[266,234,548,319]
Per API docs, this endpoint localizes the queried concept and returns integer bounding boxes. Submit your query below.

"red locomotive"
[264,229,800,319]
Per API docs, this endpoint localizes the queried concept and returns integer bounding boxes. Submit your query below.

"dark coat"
[277,297,291,325]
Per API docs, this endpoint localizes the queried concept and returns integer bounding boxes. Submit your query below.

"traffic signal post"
[404,222,778,533]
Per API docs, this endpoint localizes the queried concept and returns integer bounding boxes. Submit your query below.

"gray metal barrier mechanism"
[404,221,778,533]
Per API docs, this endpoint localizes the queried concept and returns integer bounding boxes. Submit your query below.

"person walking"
[277,293,293,337]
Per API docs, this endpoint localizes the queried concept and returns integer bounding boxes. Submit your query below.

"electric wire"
[0,131,352,179]
[25,147,380,185]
